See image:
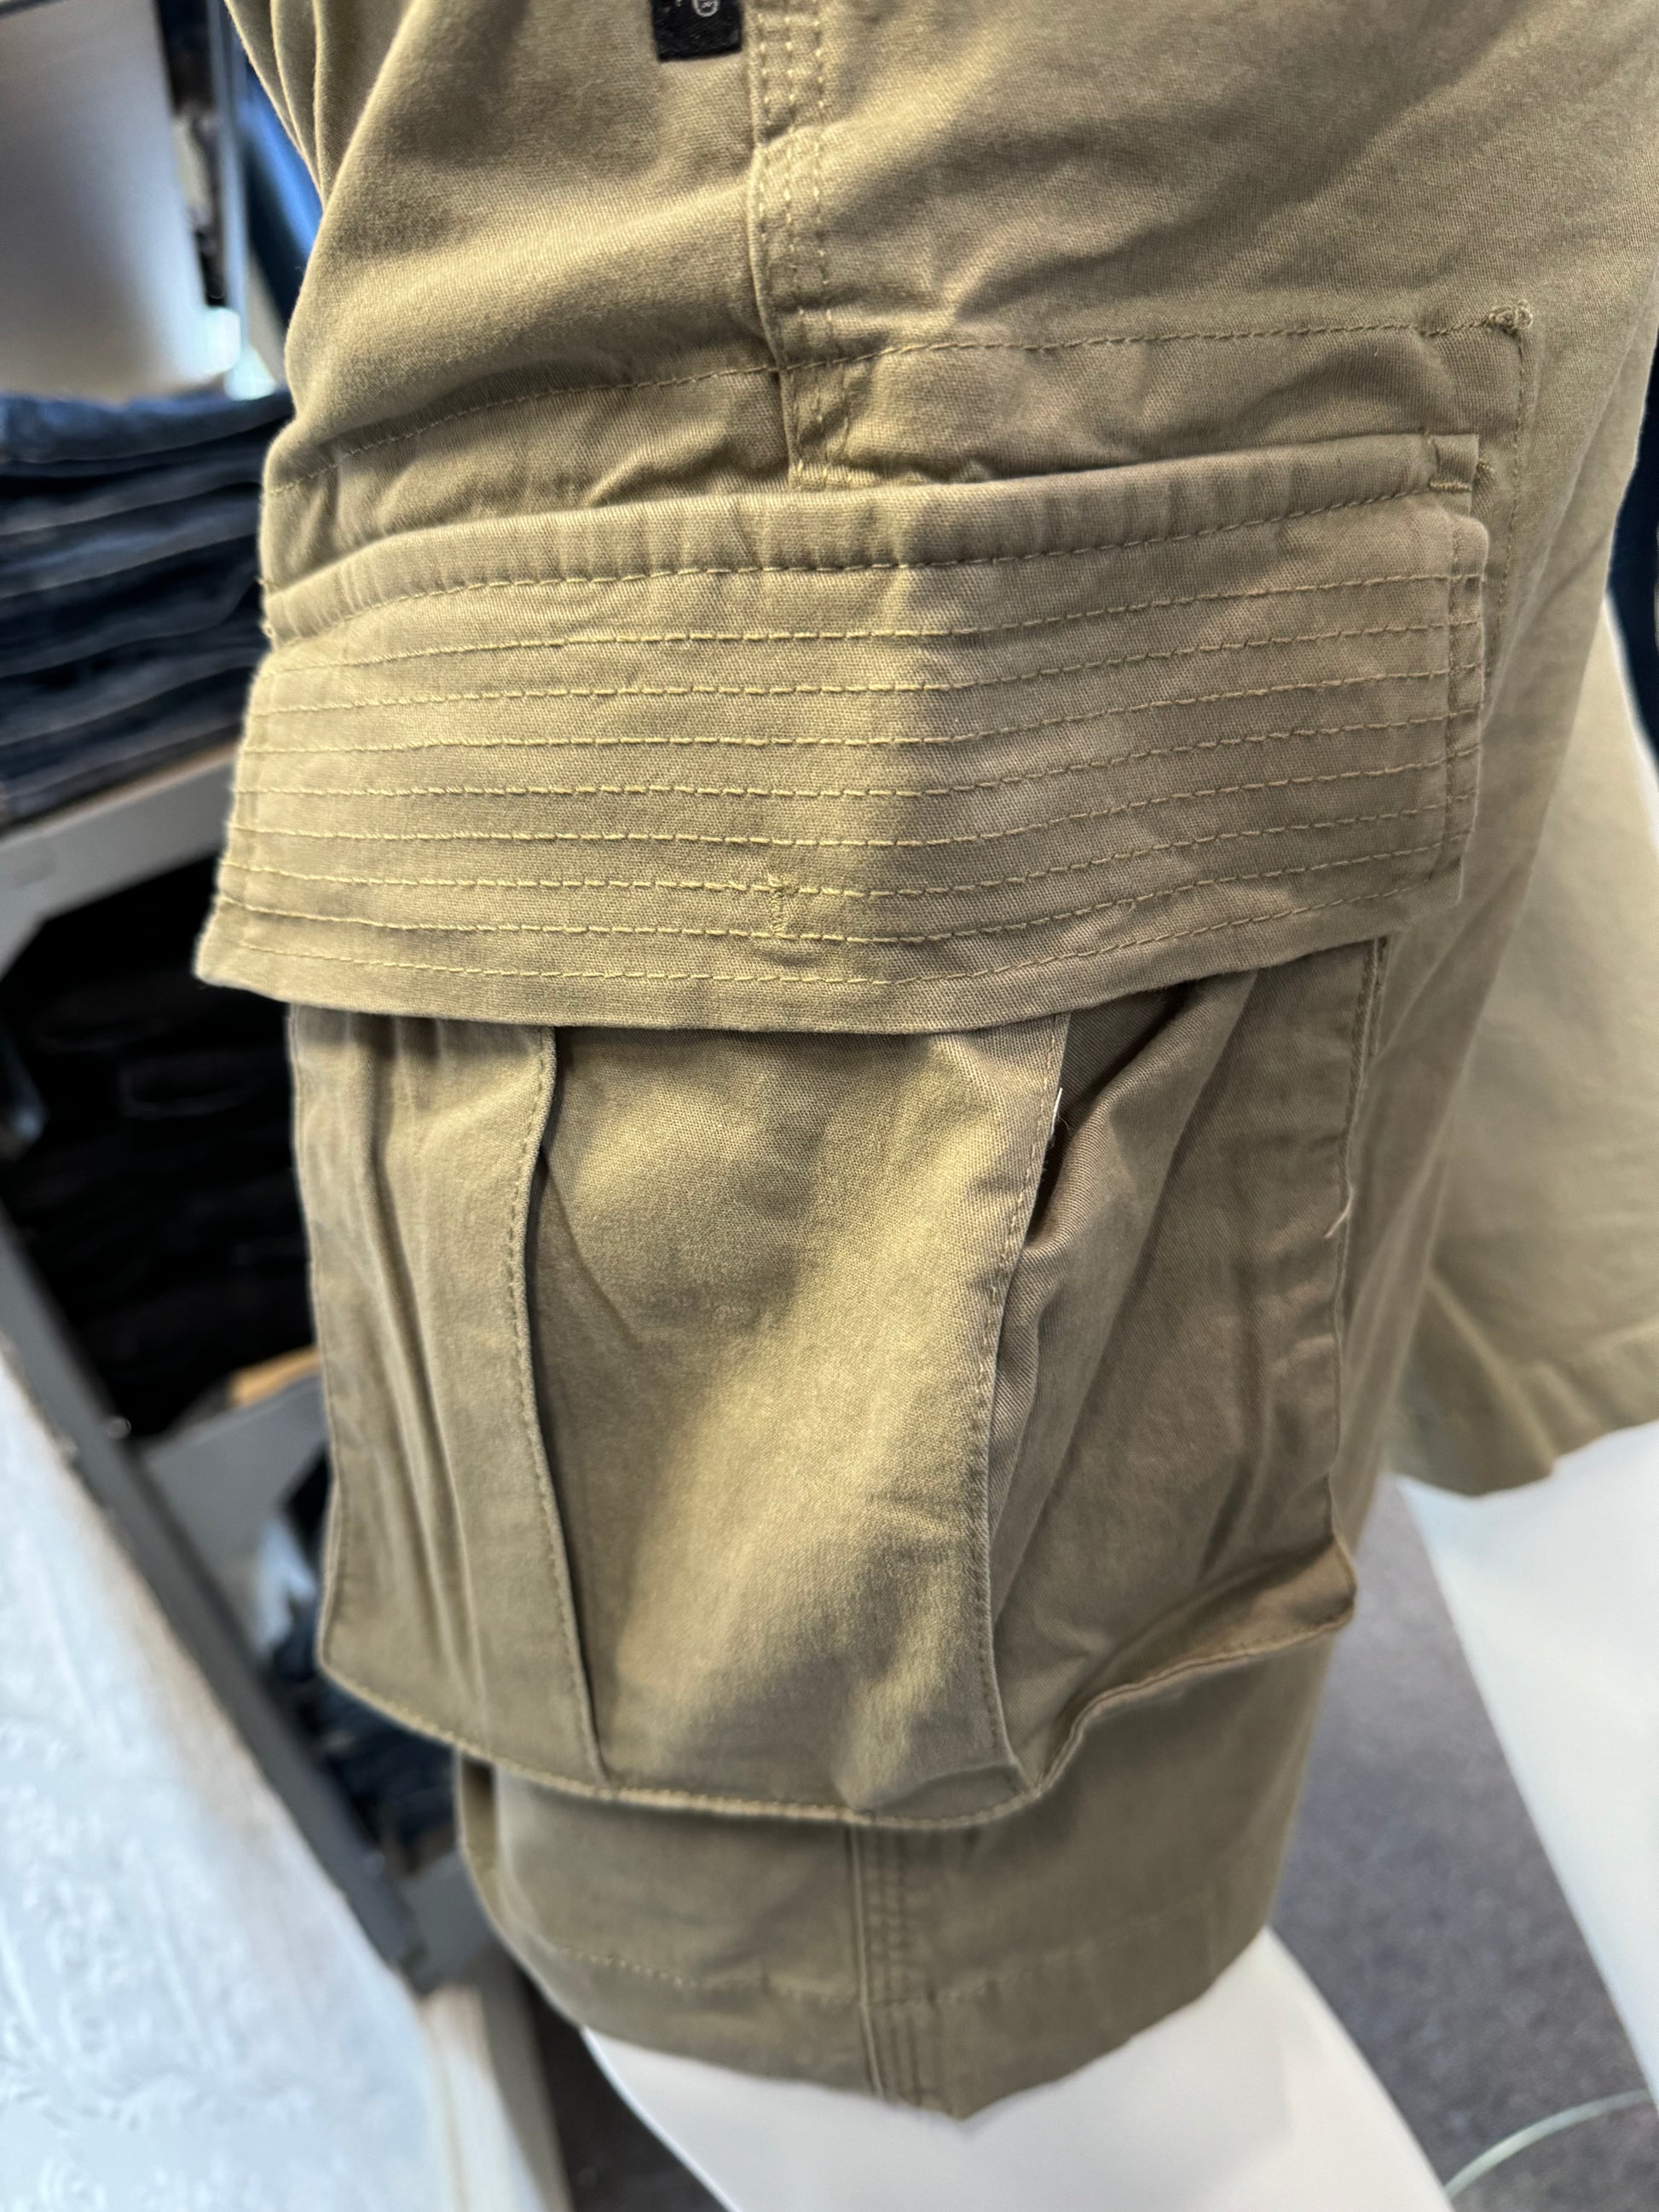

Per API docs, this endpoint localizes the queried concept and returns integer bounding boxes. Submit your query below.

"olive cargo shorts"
[199,0,1659,2114]
[287,616,1659,2113]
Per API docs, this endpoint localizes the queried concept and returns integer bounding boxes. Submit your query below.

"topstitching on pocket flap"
[202,430,1487,1031]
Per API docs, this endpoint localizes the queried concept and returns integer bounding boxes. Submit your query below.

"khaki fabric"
[205,0,1659,2117]
[207,433,1488,1030]
[195,0,1659,1041]
[292,941,1372,1825]
[288,604,1659,2117]
[1395,610,1659,1493]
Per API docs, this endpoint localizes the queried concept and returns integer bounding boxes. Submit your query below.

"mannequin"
[588,1928,1450,2210]
[0,0,231,399]
[588,1423,1659,2211]
[1407,1421,1659,2093]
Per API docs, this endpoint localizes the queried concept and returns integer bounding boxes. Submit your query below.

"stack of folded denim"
[0,387,287,827]
[0,860,308,1435]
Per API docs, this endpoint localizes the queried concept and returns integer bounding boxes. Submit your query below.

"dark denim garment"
[0,683,252,825]
[1610,339,1659,748]
[0,390,289,478]
[0,870,311,1434]
[0,446,269,546]
[0,487,263,610]
[0,387,286,826]
[0,556,261,681]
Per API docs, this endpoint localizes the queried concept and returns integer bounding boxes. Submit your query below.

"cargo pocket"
[983,943,1386,1792]
[288,425,1488,1827]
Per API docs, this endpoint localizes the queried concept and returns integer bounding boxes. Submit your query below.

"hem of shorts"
[1391,1276,1659,1495]
[477,1806,1286,2118]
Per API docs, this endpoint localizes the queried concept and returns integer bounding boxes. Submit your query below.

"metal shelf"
[0,744,238,973]
[143,1363,327,1590]
[0,750,490,1990]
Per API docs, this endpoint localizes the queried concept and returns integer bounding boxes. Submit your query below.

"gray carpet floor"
[1277,1476,1656,2207]
[534,1476,1656,2207]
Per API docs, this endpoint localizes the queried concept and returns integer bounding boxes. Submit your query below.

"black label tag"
[650,0,743,60]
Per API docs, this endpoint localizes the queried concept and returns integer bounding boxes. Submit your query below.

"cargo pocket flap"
[206,430,1487,1030]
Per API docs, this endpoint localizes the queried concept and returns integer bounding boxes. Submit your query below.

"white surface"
[1407,1421,1659,2099]
[0,0,225,398]
[590,1929,1449,2212]
[425,1954,572,2212]
[0,1350,448,2210]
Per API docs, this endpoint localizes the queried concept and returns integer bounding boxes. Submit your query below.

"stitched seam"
[523,1933,853,2004]
[259,566,1468,650]
[964,1014,1067,1787]
[864,1834,895,2095]
[234,749,1464,812]
[248,661,1455,719]
[206,881,1441,991]
[263,488,1434,631]
[781,3,824,470]
[895,1839,927,2107]
[241,706,1457,763]
[809,0,849,474]
[750,3,800,478]
[848,1832,887,2096]
[262,616,1460,687]
[879,1835,920,2105]
[502,1811,1274,2007]
[778,3,810,436]
[261,315,1501,496]
[215,843,1445,947]
[260,572,1460,667]
[292,1018,355,1662]
[1435,575,1458,874]
[874,1836,907,2099]
[884,1831,924,2105]
[234,754,1474,854]
[1318,948,1387,1610]
[830,316,1500,362]
[223,800,1446,891]
[1492,312,1529,668]
[316,1597,1341,1830]
[511,1031,606,1783]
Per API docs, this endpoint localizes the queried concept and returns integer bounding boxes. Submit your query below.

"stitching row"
[263,317,1499,496]
[246,705,1458,768]
[216,841,1445,949]
[249,660,1454,722]
[264,487,1448,632]
[266,575,1460,669]
[219,800,1439,902]
[210,872,1441,990]
[236,746,1462,811]
[229,753,1467,861]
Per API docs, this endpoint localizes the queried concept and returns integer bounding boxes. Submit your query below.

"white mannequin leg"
[1406,1423,1659,2096]
[586,1928,1448,2212]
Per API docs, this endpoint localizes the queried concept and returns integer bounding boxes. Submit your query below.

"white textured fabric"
[0,1351,446,2212]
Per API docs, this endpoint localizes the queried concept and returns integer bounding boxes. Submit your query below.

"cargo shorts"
[199,0,1659,2114]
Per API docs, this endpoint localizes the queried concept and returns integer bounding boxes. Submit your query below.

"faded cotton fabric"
[208,433,1488,1031]
[290,617,1659,2113]
[208,0,1659,2117]
[1393,610,1659,1496]
[292,946,1372,1824]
